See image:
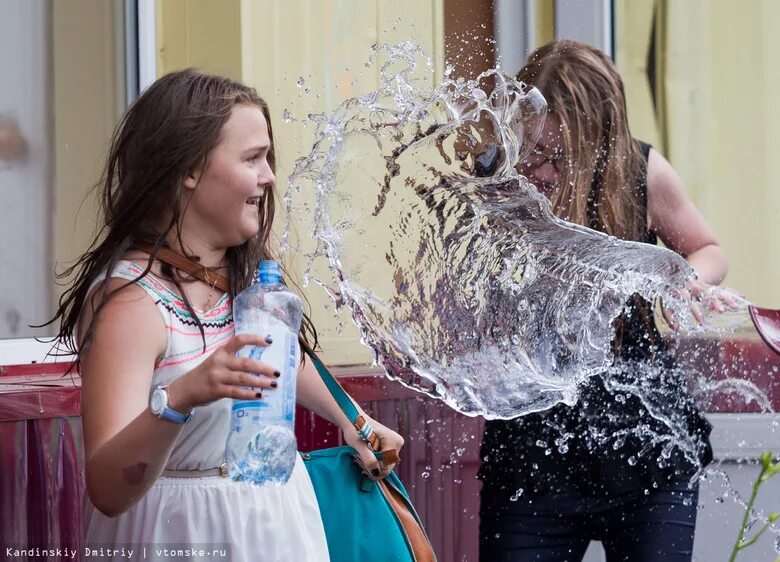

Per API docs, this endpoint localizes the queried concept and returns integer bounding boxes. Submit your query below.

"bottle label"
[232,320,299,425]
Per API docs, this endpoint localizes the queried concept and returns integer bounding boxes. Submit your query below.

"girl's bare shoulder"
[78,274,167,359]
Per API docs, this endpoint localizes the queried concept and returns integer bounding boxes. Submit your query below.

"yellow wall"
[617,0,780,307]
[156,0,243,79]
[52,1,123,274]
[614,0,663,150]
[157,0,445,365]
[664,1,780,307]
[534,0,555,48]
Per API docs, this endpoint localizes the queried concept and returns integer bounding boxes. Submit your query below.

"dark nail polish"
[273,371,281,378]
[255,392,262,398]
[265,336,273,344]
[270,381,278,388]
[371,468,380,477]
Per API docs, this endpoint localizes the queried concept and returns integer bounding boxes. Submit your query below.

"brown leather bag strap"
[378,480,437,562]
[136,243,230,293]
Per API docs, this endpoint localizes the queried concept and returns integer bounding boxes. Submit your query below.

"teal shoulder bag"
[301,345,436,562]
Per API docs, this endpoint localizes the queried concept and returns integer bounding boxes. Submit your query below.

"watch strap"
[160,406,193,424]
[152,385,193,424]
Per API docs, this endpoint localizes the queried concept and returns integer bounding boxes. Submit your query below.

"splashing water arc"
[286,43,694,419]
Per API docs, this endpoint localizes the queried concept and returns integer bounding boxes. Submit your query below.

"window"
[0,0,134,347]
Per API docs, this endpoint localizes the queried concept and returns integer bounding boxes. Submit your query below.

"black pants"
[479,483,698,562]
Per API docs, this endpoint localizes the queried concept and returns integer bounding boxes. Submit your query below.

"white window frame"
[493,0,537,77]
[0,337,73,365]
[137,0,157,93]
[554,0,613,58]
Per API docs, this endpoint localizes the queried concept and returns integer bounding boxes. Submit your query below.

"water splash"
[284,48,778,542]
[286,42,696,418]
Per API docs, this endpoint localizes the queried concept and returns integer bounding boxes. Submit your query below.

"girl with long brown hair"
[478,40,731,561]
[50,69,402,561]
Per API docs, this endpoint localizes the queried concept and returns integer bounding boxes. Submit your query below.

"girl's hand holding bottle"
[167,334,279,412]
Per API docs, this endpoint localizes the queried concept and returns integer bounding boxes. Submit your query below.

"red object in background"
[0,363,83,558]
[673,335,780,413]
[1,333,778,561]
[749,305,780,356]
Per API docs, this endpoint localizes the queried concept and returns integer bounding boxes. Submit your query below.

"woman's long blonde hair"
[518,40,645,239]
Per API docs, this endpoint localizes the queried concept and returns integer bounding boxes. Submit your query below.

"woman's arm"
[646,149,740,323]
[646,148,728,285]
[296,355,403,478]
[79,280,183,517]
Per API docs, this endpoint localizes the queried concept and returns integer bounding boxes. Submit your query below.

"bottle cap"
[258,260,283,284]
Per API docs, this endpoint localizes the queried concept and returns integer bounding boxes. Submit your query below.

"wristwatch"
[150,385,194,424]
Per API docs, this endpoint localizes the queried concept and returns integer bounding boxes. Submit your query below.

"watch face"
[150,388,165,415]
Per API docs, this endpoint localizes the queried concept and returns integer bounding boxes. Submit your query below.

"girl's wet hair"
[518,39,645,239]
[46,68,317,362]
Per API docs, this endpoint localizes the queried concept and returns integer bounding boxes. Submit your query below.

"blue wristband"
[150,385,193,424]
[160,406,193,424]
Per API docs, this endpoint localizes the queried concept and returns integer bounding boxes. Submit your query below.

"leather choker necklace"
[135,243,230,293]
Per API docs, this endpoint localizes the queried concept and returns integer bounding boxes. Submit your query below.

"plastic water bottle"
[225,260,302,485]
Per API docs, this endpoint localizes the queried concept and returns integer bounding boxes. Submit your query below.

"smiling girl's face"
[183,103,276,248]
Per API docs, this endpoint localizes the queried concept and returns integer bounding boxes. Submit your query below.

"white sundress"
[83,260,330,562]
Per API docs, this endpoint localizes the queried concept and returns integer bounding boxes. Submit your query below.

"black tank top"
[479,142,713,496]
